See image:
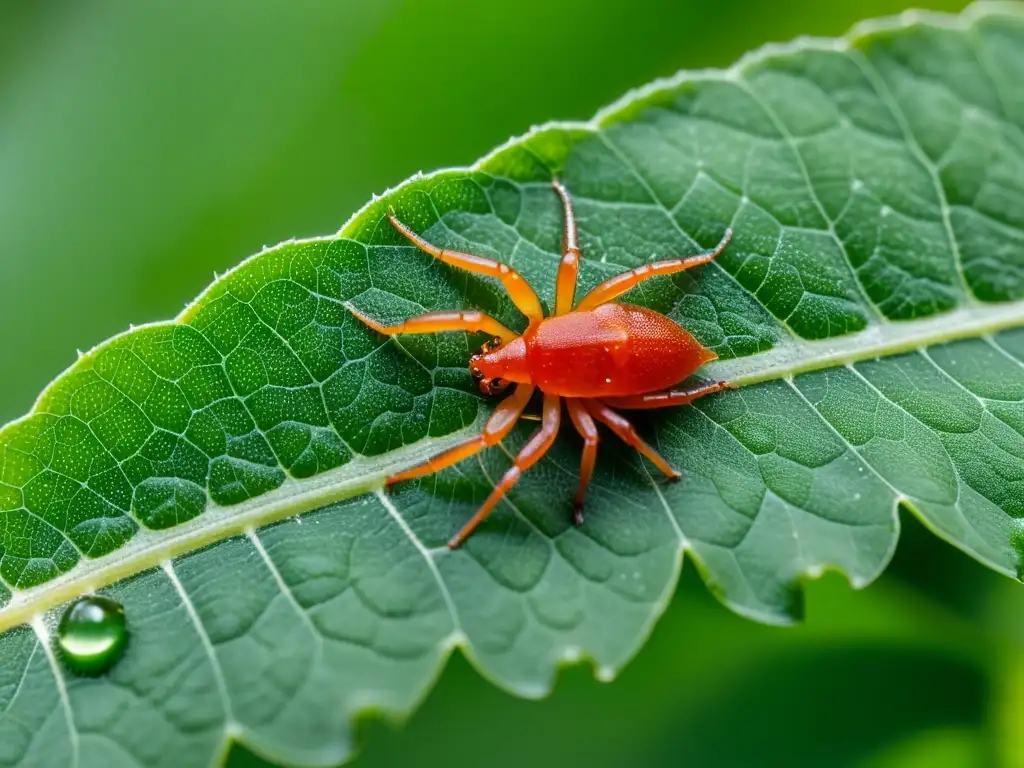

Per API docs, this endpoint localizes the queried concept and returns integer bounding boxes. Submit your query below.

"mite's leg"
[552,179,582,315]
[387,210,544,323]
[575,229,732,311]
[566,398,599,526]
[345,303,516,344]
[387,385,535,485]
[601,379,734,410]
[582,400,679,480]
[448,393,561,549]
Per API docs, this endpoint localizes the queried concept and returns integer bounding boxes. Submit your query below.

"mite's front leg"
[386,384,535,485]
[448,393,562,549]
[387,210,545,324]
[345,304,516,344]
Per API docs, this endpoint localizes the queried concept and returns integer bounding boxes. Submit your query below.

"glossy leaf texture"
[2,4,1024,766]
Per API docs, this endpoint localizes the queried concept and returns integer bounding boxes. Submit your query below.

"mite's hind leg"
[566,399,599,526]
[345,304,516,344]
[582,400,679,480]
[601,379,734,410]
[576,228,732,311]
[387,209,544,323]
[386,385,535,486]
[552,179,582,315]
[448,394,561,549]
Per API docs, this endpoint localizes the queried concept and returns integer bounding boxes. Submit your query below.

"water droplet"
[57,595,128,675]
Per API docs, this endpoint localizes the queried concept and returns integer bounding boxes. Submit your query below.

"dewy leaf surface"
[2,3,1024,766]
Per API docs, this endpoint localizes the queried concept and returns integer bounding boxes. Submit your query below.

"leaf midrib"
[710,299,1024,385]
[5,297,1023,634]
[0,427,481,635]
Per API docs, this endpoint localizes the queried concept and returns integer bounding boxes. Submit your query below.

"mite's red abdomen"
[524,303,716,398]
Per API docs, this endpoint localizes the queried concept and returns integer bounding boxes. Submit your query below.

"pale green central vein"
[6,299,1022,634]
[0,424,483,635]
[707,300,1024,385]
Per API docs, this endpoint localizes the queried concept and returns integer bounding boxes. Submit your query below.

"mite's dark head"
[469,336,511,396]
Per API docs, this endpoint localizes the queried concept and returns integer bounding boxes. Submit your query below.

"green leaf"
[1,3,1023,765]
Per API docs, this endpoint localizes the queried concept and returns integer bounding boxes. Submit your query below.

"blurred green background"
[5,1,1023,766]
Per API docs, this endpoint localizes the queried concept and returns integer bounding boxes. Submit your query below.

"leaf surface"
[1,4,1023,766]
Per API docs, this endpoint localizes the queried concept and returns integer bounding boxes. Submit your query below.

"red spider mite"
[346,180,734,549]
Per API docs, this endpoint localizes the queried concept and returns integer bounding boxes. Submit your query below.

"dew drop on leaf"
[56,595,128,675]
